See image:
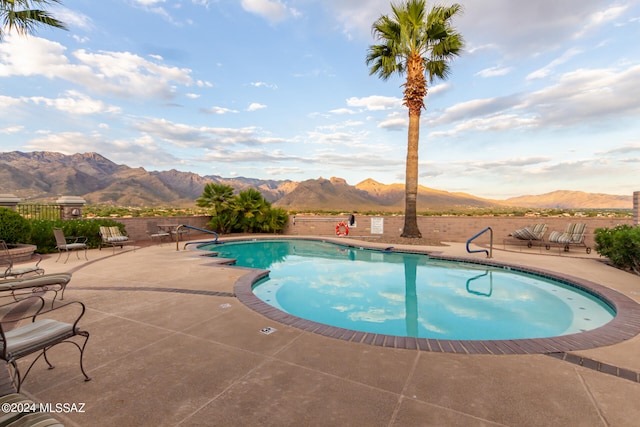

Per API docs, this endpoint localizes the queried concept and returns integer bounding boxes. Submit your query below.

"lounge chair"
[0,273,72,305]
[508,224,548,248]
[0,295,91,392]
[0,393,62,425]
[53,228,88,263]
[146,221,171,244]
[0,240,44,279]
[547,223,591,253]
[99,226,136,253]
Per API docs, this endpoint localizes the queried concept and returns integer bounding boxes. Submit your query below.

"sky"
[1,0,639,200]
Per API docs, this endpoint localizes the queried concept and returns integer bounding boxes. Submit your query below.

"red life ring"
[336,221,349,236]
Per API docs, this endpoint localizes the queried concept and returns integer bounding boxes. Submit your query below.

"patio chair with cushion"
[0,273,72,305]
[508,223,548,248]
[99,226,136,253]
[547,223,591,253]
[0,240,44,279]
[146,221,171,244]
[0,393,62,425]
[0,295,91,392]
[53,228,88,263]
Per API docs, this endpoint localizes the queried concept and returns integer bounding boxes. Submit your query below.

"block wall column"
[0,194,20,210]
[56,196,87,220]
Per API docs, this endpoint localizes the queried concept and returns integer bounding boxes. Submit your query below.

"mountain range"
[0,151,633,210]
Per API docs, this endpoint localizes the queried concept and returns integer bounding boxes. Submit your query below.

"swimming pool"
[203,239,616,341]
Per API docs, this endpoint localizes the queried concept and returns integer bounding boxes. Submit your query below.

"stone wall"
[110,216,211,241]
[285,215,634,247]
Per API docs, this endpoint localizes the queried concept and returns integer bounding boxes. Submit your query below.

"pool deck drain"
[547,352,640,383]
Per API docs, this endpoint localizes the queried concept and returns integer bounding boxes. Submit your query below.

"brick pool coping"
[228,237,640,356]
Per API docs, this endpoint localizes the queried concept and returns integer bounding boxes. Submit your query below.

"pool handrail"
[174,224,219,251]
[466,227,493,258]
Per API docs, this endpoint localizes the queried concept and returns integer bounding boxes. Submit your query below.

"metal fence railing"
[16,204,61,221]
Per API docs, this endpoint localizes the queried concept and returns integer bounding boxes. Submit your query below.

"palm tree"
[366,0,464,238]
[0,0,67,40]
[232,189,270,233]
[196,183,235,233]
[196,183,235,215]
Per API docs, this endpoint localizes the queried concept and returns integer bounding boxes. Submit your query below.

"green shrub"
[0,207,32,244]
[28,219,126,253]
[594,225,640,275]
[200,187,287,234]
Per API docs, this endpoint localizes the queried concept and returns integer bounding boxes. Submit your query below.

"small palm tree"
[196,183,235,216]
[233,189,270,233]
[197,183,235,233]
[366,0,464,238]
[0,0,67,40]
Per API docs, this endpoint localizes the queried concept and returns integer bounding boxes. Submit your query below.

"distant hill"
[501,191,632,210]
[0,151,632,210]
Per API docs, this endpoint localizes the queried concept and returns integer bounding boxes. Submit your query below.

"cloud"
[433,96,521,125]
[526,48,583,80]
[27,90,121,115]
[200,148,302,164]
[250,81,278,89]
[0,125,23,134]
[523,64,640,126]
[132,117,286,148]
[455,0,608,56]
[24,130,185,169]
[346,95,402,111]
[597,144,640,156]
[263,166,306,176]
[52,7,93,31]
[247,102,267,111]
[201,106,238,114]
[329,108,356,115]
[240,0,298,24]
[476,66,513,78]
[0,35,194,100]
[428,114,538,138]
[471,157,552,170]
[574,4,630,38]
[378,112,407,130]
[133,0,166,5]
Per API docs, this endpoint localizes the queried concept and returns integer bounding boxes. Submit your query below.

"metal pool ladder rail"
[175,224,220,250]
[466,227,493,258]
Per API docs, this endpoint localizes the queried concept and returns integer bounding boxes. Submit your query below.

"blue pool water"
[203,239,615,340]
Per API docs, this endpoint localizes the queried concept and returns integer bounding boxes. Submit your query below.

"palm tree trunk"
[402,111,422,238]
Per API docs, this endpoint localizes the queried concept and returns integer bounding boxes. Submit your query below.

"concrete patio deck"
[5,237,640,426]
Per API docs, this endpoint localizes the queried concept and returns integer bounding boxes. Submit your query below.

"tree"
[366,0,464,238]
[196,183,235,233]
[232,189,270,233]
[196,183,234,215]
[0,0,67,40]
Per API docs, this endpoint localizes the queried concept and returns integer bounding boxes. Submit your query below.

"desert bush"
[594,225,640,275]
[0,207,32,244]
